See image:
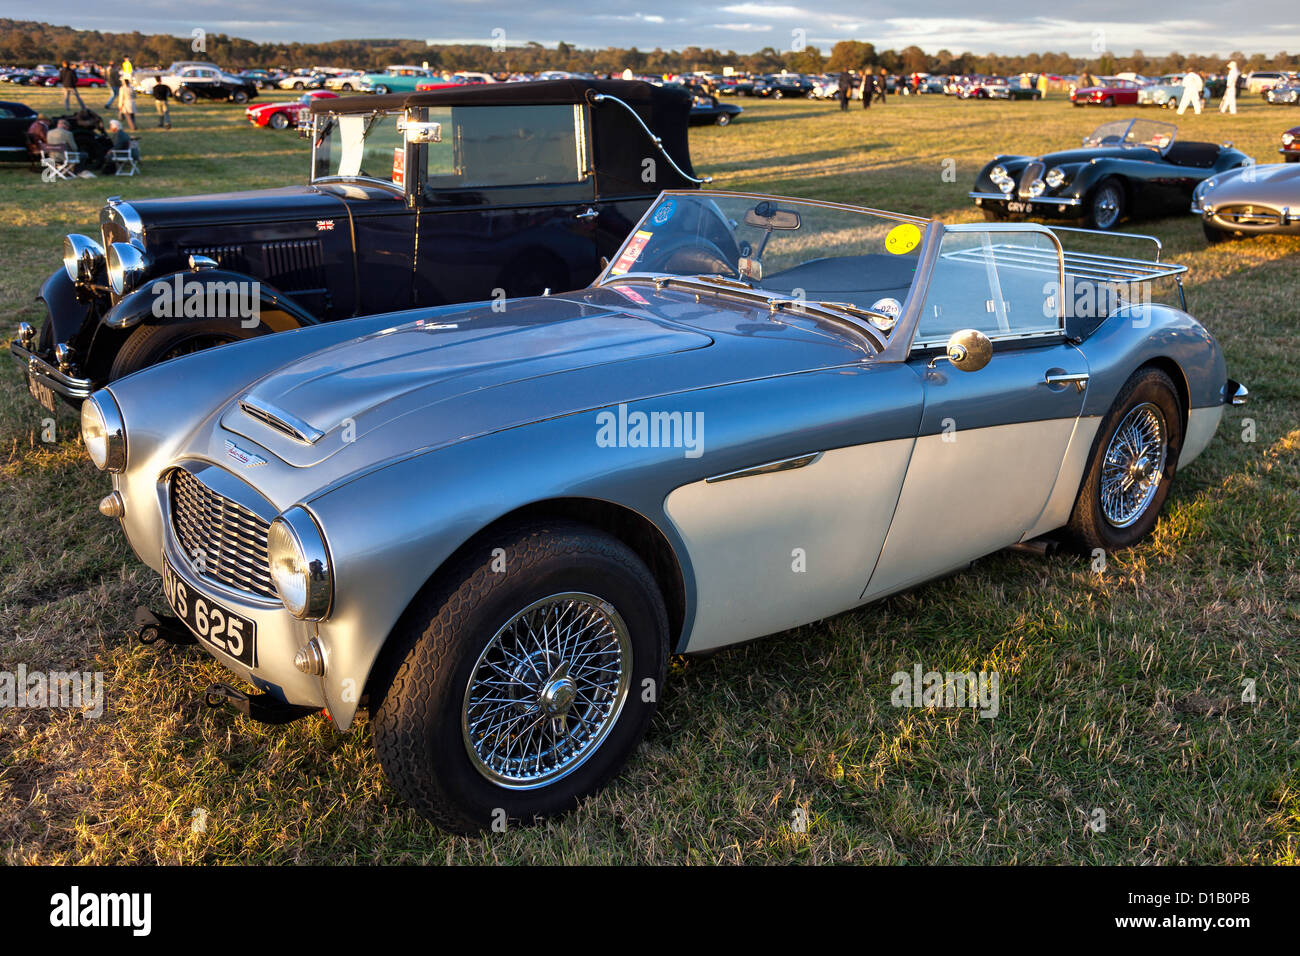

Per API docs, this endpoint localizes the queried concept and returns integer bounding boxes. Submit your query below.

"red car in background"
[1282,126,1300,163]
[1072,77,1141,107]
[246,89,337,130]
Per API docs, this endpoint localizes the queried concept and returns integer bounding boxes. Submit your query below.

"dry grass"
[0,87,1296,863]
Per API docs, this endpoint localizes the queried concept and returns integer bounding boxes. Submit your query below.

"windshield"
[1084,119,1175,150]
[311,111,405,184]
[598,191,929,334]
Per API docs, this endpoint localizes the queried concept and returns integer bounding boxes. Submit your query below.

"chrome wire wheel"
[1093,184,1122,229]
[1100,402,1168,529]
[462,592,632,789]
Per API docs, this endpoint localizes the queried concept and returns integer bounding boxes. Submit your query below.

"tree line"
[0,18,1294,77]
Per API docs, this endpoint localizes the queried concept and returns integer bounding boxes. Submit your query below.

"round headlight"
[268,507,333,621]
[990,165,1007,181]
[1028,178,1046,197]
[1044,167,1065,188]
[80,391,126,472]
[63,234,105,285]
[1284,132,1295,145]
[106,242,148,297]
[997,177,1015,194]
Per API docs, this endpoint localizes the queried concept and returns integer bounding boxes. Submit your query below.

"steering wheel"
[651,238,740,279]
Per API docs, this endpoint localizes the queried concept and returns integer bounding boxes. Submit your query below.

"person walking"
[837,70,851,111]
[60,61,86,111]
[1220,60,1239,114]
[861,70,874,109]
[117,76,137,132]
[105,60,120,109]
[1177,68,1204,114]
[152,80,171,129]
[876,68,887,104]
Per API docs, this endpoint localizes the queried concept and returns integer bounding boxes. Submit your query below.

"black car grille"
[1018,161,1045,199]
[1216,205,1282,226]
[169,469,275,599]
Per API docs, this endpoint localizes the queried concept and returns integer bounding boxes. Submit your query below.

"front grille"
[1018,161,1045,199]
[1216,205,1282,227]
[169,469,275,599]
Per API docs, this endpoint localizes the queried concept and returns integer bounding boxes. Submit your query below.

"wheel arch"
[1133,356,1189,431]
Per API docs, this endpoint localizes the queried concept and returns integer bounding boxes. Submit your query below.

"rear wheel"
[178,88,196,104]
[109,317,271,381]
[715,112,731,126]
[1063,368,1184,553]
[370,522,669,832]
[232,89,249,104]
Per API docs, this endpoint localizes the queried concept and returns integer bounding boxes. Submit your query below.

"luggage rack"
[942,226,1189,311]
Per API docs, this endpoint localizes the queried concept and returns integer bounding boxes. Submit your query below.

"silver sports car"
[1192,162,1300,241]
[82,190,1246,831]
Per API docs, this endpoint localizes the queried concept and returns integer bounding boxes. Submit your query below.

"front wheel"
[1202,221,1232,243]
[1063,367,1184,553]
[1086,179,1125,229]
[109,317,271,380]
[268,111,289,130]
[370,522,669,832]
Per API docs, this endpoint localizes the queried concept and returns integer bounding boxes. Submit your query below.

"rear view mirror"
[928,329,993,373]
[744,203,801,230]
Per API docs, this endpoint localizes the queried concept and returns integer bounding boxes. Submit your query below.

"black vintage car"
[13,79,703,409]
[0,100,36,163]
[970,118,1253,229]
[688,93,743,126]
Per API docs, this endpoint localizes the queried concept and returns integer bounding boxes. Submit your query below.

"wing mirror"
[928,329,992,372]
[398,118,442,144]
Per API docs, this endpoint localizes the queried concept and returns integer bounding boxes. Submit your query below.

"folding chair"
[39,148,83,181]
[109,142,140,176]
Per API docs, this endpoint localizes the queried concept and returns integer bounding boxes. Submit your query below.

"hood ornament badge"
[225,439,268,468]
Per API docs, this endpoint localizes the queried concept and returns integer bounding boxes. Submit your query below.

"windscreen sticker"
[392,147,406,187]
[651,199,676,225]
[885,222,921,255]
[609,230,654,275]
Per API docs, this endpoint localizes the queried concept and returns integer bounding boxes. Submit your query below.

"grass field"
[1,85,1297,864]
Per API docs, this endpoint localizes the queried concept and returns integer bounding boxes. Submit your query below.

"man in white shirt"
[1177,69,1204,114]
[1220,61,1239,114]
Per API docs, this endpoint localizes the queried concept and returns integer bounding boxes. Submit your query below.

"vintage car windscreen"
[312,111,405,183]
[422,104,585,190]
[598,192,928,332]
[1084,119,1175,150]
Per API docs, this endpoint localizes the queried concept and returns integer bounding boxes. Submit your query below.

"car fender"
[102,269,321,334]
[38,267,96,347]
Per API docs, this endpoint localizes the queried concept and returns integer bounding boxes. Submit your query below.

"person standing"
[876,68,887,104]
[837,70,851,111]
[152,80,171,129]
[1220,60,1239,114]
[1037,73,1049,98]
[121,56,133,81]
[60,61,86,111]
[861,70,874,109]
[1177,68,1204,114]
[105,60,120,109]
[117,76,137,132]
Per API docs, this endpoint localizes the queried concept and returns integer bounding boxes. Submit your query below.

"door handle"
[1043,371,1089,392]
[575,207,598,220]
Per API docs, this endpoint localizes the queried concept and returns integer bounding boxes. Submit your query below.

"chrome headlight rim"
[990,164,1007,181]
[80,390,126,473]
[1283,132,1295,146]
[1028,178,1046,197]
[268,506,333,621]
[997,176,1016,194]
[63,234,105,286]
[1044,166,1066,189]
[106,241,148,297]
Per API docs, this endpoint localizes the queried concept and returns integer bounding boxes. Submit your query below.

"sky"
[4,2,1298,56]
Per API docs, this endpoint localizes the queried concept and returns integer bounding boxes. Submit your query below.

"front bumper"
[9,338,95,401]
[971,192,1084,216]
[1193,198,1300,234]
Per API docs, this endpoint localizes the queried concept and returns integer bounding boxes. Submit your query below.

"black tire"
[268,111,289,130]
[1202,221,1232,243]
[1103,96,1115,107]
[341,83,352,92]
[109,317,271,381]
[1063,367,1184,553]
[178,88,196,104]
[293,81,304,90]
[1085,178,1125,229]
[370,521,669,832]
[715,112,731,126]
[1285,154,1299,164]
[373,84,390,94]
[232,89,249,104]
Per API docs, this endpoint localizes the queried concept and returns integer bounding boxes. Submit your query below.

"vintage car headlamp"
[80,391,126,472]
[1194,177,1217,200]
[63,234,105,286]
[1284,132,1295,146]
[997,176,1015,194]
[268,507,333,621]
[1044,167,1066,189]
[1028,178,1046,197]
[990,165,1007,181]
[106,242,149,297]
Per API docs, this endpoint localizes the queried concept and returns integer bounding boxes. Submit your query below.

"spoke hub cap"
[1100,402,1167,529]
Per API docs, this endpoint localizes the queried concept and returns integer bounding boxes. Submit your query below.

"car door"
[412,102,598,305]
[865,226,1089,599]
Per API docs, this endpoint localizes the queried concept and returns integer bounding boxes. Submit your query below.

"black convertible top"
[311,79,699,196]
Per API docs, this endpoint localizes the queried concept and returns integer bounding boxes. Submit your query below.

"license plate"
[1006,201,1029,213]
[161,555,257,667]
[26,371,57,412]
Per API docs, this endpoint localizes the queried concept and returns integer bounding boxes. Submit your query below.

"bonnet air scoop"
[238,395,325,444]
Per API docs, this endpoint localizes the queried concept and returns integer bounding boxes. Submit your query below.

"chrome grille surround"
[1215,204,1282,227]
[169,467,276,600]
[1018,161,1045,199]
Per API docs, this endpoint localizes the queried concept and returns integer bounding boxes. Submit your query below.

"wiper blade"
[814,300,898,331]
[684,274,754,290]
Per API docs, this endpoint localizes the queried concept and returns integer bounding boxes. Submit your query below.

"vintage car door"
[411,103,599,304]
[865,226,1090,599]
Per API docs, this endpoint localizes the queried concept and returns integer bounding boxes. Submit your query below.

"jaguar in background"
[82,190,1244,831]
[1193,161,1300,241]
[971,118,1254,229]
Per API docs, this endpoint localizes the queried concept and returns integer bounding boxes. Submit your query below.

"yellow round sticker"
[885,223,922,255]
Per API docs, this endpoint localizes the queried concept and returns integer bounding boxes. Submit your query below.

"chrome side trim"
[238,395,325,444]
[705,451,823,483]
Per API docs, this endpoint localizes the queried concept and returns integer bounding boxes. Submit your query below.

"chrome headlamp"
[63,234,105,286]
[106,242,149,297]
[268,507,333,621]
[997,176,1015,194]
[80,390,126,472]
[1028,178,1046,197]
[990,164,1007,181]
[1284,132,1295,146]
[1044,167,1066,189]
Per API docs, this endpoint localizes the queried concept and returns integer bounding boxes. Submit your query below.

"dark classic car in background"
[971,118,1254,229]
[140,64,261,104]
[11,79,703,410]
[1193,162,1300,241]
[83,190,1243,830]
[0,99,36,163]
[688,93,742,126]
